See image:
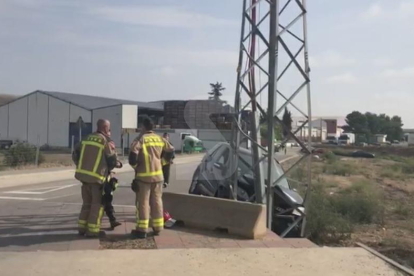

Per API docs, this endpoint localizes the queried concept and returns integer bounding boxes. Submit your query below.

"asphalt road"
[0,155,201,207]
[0,149,299,207]
[0,149,299,251]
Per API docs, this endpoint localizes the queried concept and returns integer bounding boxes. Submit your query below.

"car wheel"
[189,169,201,194]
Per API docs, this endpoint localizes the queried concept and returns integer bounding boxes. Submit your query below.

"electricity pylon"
[230,0,312,237]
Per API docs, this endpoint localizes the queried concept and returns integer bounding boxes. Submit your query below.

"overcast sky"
[1,0,413,127]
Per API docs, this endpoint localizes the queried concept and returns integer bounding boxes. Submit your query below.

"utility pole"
[231,0,313,237]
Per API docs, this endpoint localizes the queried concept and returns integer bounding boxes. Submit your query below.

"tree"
[344,111,404,143]
[259,110,282,141]
[208,82,225,101]
[344,111,368,134]
[282,107,293,138]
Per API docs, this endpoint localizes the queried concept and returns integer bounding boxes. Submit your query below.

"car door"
[202,144,229,194]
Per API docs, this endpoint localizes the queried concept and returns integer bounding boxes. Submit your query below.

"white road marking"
[4,184,79,195]
[0,196,44,201]
[46,202,136,208]
[45,192,80,200]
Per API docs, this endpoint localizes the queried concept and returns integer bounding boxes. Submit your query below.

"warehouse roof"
[40,91,164,111]
[0,90,164,111]
[0,90,163,111]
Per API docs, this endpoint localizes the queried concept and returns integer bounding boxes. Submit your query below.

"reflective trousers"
[135,181,164,233]
[78,183,104,234]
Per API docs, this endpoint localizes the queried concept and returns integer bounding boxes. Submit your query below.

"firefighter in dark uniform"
[161,133,175,188]
[102,163,123,229]
[101,133,123,229]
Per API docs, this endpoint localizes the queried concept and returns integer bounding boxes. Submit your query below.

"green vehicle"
[182,136,204,153]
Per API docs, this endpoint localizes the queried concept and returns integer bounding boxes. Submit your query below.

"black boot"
[110,221,122,229]
[131,230,147,239]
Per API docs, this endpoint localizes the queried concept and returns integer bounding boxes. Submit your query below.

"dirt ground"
[100,236,156,249]
[285,148,414,269]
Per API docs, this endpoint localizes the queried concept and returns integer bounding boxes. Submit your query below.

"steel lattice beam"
[230,0,313,237]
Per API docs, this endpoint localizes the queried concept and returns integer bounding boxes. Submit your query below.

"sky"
[0,0,414,127]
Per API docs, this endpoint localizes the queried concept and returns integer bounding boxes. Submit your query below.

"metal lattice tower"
[230,0,312,237]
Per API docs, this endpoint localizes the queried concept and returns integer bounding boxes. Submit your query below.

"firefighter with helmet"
[72,119,118,238]
[129,117,174,239]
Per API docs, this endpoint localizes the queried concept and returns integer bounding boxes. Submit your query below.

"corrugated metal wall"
[0,92,92,147]
[0,105,9,140]
[8,97,28,142]
[27,92,48,145]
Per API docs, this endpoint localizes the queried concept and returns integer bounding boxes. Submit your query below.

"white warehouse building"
[0,90,164,148]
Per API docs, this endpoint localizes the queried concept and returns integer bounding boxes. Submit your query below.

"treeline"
[344,111,403,142]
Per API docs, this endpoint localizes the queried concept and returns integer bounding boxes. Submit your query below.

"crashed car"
[188,142,304,237]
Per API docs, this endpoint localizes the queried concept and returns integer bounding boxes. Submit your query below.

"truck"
[408,133,414,146]
[338,133,355,145]
[324,135,338,145]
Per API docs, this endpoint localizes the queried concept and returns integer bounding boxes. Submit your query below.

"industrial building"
[0,90,163,148]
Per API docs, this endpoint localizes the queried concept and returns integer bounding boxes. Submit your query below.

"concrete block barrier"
[163,192,267,239]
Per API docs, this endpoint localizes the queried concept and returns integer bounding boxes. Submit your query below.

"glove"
[110,177,119,191]
[131,180,139,193]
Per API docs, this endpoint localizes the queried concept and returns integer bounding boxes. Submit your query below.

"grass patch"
[378,154,407,163]
[393,202,414,217]
[323,162,355,176]
[392,159,414,175]
[379,238,414,269]
[333,181,384,224]
[306,180,384,244]
[289,165,306,182]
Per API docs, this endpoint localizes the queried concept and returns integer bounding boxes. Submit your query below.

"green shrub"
[3,142,44,167]
[306,189,353,244]
[323,151,338,164]
[333,181,384,224]
[306,180,384,244]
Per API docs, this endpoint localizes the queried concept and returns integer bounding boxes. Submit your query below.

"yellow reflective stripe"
[77,143,86,169]
[76,169,106,181]
[93,147,103,173]
[145,142,165,147]
[97,207,104,227]
[136,170,163,177]
[152,218,164,227]
[88,223,99,232]
[138,219,149,228]
[78,220,87,228]
[82,140,104,149]
[77,139,105,180]
[88,228,100,233]
[142,144,150,175]
[138,224,149,228]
